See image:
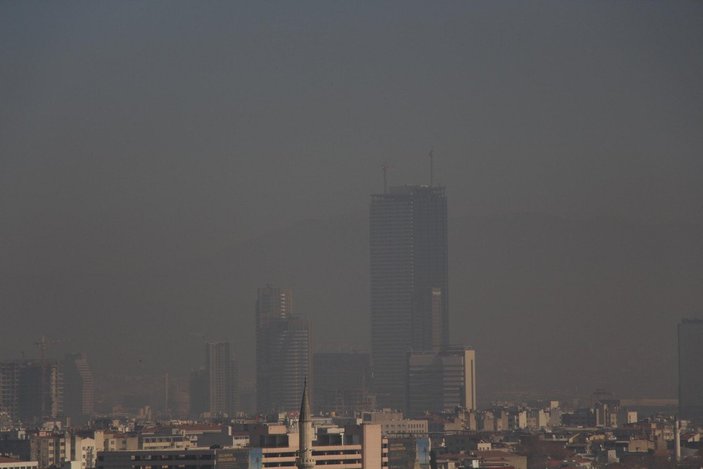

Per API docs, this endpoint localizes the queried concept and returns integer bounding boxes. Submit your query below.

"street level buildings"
[370,185,449,410]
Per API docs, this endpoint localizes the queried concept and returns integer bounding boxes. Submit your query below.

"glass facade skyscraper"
[370,185,448,410]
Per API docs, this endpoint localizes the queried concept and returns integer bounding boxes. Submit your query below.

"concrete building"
[249,422,387,469]
[313,352,372,415]
[679,318,703,423]
[256,286,311,413]
[30,433,71,469]
[63,354,94,425]
[370,185,448,410]
[361,410,428,437]
[71,436,96,469]
[407,347,476,417]
[96,448,247,469]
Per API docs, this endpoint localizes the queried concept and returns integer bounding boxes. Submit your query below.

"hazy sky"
[1,1,702,400]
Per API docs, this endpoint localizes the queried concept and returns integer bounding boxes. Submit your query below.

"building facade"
[370,185,448,410]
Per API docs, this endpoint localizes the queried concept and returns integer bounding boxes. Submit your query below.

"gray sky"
[1,1,702,401]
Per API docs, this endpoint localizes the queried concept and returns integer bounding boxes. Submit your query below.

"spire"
[299,376,310,422]
[297,377,315,469]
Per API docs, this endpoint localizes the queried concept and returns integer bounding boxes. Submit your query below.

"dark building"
[256,286,311,413]
[407,347,476,417]
[0,362,20,421]
[679,318,703,423]
[370,185,448,410]
[188,368,208,418]
[313,352,372,415]
[17,360,63,423]
[63,352,94,425]
[0,360,63,423]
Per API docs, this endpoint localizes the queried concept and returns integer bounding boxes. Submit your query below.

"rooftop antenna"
[429,149,434,186]
[382,163,390,193]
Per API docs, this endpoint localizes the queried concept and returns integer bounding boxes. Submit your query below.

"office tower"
[678,318,703,422]
[256,286,311,413]
[407,347,476,417]
[17,360,63,422]
[206,342,234,416]
[63,353,95,425]
[313,352,372,415]
[370,185,448,409]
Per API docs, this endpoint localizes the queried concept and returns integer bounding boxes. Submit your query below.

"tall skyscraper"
[205,342,236,416]
[370,185,448,409]
[63,352,95,424]
[678,318,703,422]
[407,346,476,417]
[256,286,311,413]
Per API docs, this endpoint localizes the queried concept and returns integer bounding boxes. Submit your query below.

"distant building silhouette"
[256,286,311,413]
[0,361,20,421]
[313,352,373,415]
[407,346,476,417]
[188,367,208,418]
[205,342,237,416]
[679,318,703,422]
[63,352,94,425]
[370,185,448,409]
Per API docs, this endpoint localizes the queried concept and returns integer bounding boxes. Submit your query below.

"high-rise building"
[256,286,311,413]
[370,185,448,409]
[678,318,703,423]
[407,347,475,417]
[0,360,64,423]
[313,352,373,415]
[17,360,63,422]
[205,342,236,416]
[0,362,20,421]
[63,353,95,425]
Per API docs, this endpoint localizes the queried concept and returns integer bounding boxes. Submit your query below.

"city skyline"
[1,0,702,408]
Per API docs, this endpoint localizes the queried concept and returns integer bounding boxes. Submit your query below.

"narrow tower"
[296,379,315,469]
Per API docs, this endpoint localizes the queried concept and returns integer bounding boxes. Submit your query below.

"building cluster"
[0,354,94,427]
[2,184,703,469]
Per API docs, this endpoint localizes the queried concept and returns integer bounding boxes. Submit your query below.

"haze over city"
[2,0,703,410]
